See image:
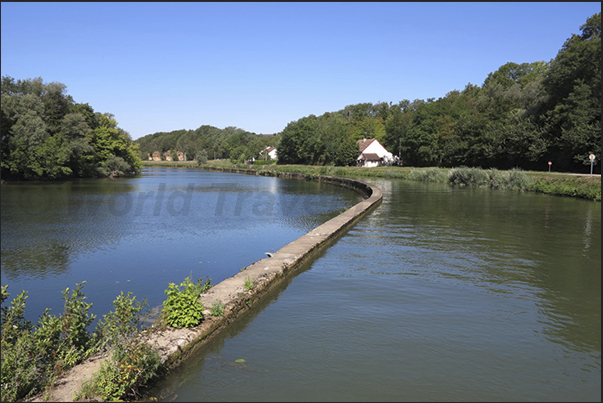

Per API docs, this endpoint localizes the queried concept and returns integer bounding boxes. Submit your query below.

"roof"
[357,138,378,153]
[358,153,382,161]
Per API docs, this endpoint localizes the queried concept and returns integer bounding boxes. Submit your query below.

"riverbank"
[25,170,382,402]
[141,160,601,202]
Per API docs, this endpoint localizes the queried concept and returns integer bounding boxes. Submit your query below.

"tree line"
[1,77,142,180]
[276,13,600,172]
[3,13,598,179]
[135,125,280,164]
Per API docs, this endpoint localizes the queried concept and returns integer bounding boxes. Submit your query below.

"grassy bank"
[141,160,601,202]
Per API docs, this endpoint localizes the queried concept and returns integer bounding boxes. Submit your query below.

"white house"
[259,146,278,160]
[357,138,394,167]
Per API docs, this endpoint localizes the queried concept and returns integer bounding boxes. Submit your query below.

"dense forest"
[1,77,142,180]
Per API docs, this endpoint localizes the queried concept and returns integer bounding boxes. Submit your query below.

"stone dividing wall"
[29,168,382,402]
[151,167,383,371]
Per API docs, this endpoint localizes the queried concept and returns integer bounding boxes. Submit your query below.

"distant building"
[357,138,394,167]
[259,146,278,160]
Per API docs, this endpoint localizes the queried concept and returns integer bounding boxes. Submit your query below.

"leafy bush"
[88,336,160,401]
[1,282,96,402]
[1,282,161,402]
[94,291,148,350]
[162,276,211,328]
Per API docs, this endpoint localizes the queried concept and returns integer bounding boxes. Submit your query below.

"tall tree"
[540,12,601,170]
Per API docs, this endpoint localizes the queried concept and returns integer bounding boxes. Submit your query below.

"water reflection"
[1,169,361,324]
[148,178,600,402]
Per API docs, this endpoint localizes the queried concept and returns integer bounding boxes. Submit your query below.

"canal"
[1,169,600,401]
[146,176,601,402]
[0,168,363,325]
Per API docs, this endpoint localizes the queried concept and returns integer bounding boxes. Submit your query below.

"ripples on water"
[0,169,362,326]
[149,178,600,402]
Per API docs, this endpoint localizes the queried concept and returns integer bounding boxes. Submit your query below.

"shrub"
[1,282,163,402]
[408,168,448,182]
[94,291,148,350]
[162,276,211,328]
[489,168,532,190]
[448,166,490,187]
[1,282,97,402]
[88,336,160,401]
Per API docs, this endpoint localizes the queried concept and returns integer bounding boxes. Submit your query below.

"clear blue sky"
[1,2,600,140]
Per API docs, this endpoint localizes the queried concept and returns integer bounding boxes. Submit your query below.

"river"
[1,169,600,401]
[0,168,362,325]
[146,175,600,402]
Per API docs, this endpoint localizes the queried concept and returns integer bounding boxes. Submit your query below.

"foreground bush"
[81,335,161,401]
[1,282,97,402]
[1,284,163,402]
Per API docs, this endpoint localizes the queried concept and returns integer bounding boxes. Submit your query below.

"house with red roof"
[259,146,278,160]
[357,138,395,167]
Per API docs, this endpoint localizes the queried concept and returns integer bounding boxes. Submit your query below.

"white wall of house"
[363,160,381,168]
[363,140,393,162]
[357,139,394,167]
[260,146,278,160]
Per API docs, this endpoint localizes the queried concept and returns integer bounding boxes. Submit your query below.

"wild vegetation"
[161,276,212,328]
[1,77,142,180]
[0,276,214,402]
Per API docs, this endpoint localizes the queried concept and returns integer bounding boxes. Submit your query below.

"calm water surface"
[146,178,601,402]
[1,168,362,324]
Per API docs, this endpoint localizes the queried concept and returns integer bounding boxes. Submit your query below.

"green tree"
[1,76,141,180]
[196,149,208,165]
[277,115,320,164]
[539,12,601,171]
